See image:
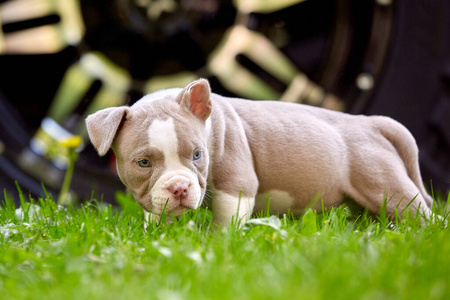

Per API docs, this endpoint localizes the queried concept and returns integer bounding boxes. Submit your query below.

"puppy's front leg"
[143,209,176,231]
[212,189,255,226]
[143,210,158,232]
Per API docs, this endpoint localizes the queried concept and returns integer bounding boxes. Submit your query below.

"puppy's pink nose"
[168,181,189,198]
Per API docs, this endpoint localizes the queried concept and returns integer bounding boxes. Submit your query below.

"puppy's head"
[86,79,212,216]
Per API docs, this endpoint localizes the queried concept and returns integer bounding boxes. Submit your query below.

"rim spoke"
[144,71,198,94]
[209,25,296,99]
[29,52,130,169]
[208,24,343,108]
[0,0,84,54]
[234,0,308,13]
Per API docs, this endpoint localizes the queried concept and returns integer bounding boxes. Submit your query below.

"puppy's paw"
[143,210,160,232]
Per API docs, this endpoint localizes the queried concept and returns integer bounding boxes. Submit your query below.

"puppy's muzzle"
[150,171,201,215]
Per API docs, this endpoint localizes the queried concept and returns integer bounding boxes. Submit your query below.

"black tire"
[358,0,450,196]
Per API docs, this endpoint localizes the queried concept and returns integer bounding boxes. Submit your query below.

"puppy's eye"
[137,159,151,168]
[193,150,202,161]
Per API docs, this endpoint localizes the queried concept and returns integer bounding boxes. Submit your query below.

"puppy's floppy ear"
[177,78,212,122]
[85,106,129,156]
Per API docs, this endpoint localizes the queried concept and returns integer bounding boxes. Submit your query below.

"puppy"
[86,79,434,225]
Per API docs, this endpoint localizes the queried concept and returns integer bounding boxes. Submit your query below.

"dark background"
[0,0,449,203]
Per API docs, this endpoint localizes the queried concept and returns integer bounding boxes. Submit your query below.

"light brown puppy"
[86,79,433,225]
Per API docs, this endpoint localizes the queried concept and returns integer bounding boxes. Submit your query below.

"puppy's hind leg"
[371,116,434,208]
[346,152,433,222]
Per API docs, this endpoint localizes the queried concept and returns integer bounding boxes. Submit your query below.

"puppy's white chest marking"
[148,118,183,170]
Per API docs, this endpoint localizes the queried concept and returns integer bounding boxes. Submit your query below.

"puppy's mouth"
[170,204,192,216]
[144,193,202,215]
[142,200,196,216]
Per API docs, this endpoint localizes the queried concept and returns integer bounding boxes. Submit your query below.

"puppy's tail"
[370,116,433,208]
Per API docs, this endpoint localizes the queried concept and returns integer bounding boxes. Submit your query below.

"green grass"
[1,189,449,300]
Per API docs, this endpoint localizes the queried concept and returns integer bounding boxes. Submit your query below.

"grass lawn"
[1,188,449,300]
